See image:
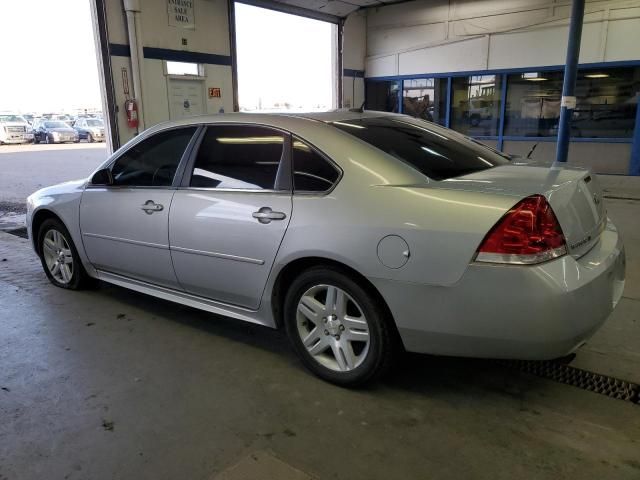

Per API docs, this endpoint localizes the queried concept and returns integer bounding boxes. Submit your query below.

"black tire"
[283,266,396,386]
[37,218,92,290]
[33,136,39,144]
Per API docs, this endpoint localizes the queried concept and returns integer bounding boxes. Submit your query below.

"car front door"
[169,124,292,309]
[80,126,198,288]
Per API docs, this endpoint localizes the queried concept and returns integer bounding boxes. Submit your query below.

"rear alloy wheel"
[284,267,396,386]
[38,218,91,290]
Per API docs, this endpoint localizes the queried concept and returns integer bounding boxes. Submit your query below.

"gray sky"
[0,1,334,114]
[0,0,101,113]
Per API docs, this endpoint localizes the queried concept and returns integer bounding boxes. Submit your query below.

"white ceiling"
[272,0,408,18]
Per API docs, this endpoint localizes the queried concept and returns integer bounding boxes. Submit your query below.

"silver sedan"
[26,111,626,386]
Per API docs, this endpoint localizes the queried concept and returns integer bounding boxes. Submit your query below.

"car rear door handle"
[141,200,164,214]
[252,207,287,224]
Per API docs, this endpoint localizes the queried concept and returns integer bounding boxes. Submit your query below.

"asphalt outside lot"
[0,143,639,479]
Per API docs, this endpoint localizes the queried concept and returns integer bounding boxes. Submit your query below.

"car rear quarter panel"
[275,177,518,288]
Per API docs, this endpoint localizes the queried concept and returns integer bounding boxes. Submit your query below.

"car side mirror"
[90,168,113,186]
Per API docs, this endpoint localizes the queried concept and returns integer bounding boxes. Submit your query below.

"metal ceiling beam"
[235,0,341,24]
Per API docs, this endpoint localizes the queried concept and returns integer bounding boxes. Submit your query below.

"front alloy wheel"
[284,266,396,386]
[38,218,91,290]
[42,229,74,284]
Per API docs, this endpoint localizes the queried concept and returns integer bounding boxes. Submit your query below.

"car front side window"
[110,127,197,187]
[189,125,287,190]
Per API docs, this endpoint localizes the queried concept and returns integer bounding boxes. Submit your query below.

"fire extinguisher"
[125,99,139,129]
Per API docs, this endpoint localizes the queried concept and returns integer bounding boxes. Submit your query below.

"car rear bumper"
[371,218,625,360]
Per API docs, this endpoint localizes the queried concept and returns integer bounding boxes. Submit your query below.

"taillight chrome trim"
[474,245,567,265]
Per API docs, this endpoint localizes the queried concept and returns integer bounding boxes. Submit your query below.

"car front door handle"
[141,200,164,214]
[252,207,287,224]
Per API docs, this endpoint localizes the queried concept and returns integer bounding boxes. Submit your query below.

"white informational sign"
[168,0,195,29]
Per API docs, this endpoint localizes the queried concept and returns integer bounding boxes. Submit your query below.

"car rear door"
[169,124,292,310]
[80,126,198,288]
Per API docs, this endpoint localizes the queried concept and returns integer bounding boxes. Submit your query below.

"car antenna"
[526,143,538,159]
[349,100,366,114]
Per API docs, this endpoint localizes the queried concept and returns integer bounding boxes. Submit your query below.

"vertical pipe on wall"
[337,19,344,109]
[124,0,145,132]
[554,0,585,165]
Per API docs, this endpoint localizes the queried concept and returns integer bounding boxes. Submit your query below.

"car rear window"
[330,117,509,181]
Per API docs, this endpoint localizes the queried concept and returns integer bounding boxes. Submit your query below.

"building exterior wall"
[99,0,234,148]
[342,11,366,109]
[361,0,640,175]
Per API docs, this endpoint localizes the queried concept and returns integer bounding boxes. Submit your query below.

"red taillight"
[475,195,567,265]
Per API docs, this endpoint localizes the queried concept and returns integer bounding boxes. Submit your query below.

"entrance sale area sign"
[168,0,195,29]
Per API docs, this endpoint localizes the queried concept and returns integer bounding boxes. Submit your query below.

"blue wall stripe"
[343,69,365,78]
[108,43,232,66]
[364,60,640,81]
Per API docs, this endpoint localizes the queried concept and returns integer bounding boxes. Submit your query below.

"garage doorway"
[234,2,337,112]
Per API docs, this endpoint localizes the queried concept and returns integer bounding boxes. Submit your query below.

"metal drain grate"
[500,360,640,404]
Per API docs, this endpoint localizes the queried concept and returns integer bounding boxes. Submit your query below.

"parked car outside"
[26,111,625,386]
[73,117,105,142]
[0,113,34,144]
[33,119,79,144]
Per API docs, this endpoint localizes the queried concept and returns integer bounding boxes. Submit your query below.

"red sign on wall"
[208,87,221,98]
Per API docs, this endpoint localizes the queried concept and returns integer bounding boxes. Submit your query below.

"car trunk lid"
[434,165,606,258]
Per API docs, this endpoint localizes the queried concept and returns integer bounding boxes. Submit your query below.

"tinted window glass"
[190,125,285,189]
[331,117,509,181]
[292,138,339,192]
[365,80,399,113]
[402,78,447,126]
[450,75,502,136]
[505,67,639,138]
[111,127,196,187]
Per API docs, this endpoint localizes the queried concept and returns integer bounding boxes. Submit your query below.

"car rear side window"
[292,137,340,193]
[190,125,285,190]
[330,117,509,181]
[111,127,196,187]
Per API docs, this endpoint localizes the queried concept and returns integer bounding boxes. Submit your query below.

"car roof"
[141,110,405,138]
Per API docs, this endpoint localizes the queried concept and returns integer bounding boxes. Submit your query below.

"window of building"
[190,125,285,190]
[166,61,201,76]
[331,117,508,181]
[449,75,502,136]
[292,137,340,192]
[111,127,197,187]
[402,78,447,125]
[504,67,639,138]
[365,80,399,113]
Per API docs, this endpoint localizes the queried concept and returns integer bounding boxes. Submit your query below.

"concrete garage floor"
[0,191,639,479]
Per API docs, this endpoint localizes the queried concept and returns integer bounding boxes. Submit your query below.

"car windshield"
[45,121,68,128]
[330,116,510,181]
[86,119,103,126]
[0,115,26,123]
